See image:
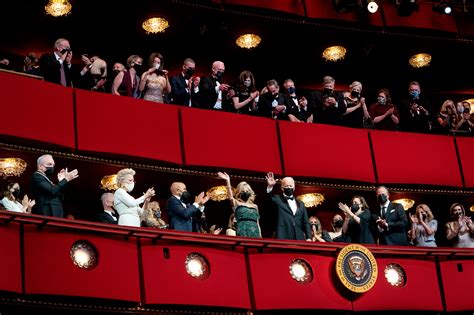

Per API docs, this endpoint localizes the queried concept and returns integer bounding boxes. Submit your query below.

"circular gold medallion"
[336,244,378,293]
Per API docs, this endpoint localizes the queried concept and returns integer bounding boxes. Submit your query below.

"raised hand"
[144,188,155,199]
[213,227,223,235]
[265,172,276,187]
[58,168,67,181]
[217,172,230,182]
[65,168,79,182]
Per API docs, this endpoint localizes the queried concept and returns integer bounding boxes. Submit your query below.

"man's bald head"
[170,182,186,195]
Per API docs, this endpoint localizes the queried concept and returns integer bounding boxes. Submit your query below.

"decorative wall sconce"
[289,259,313,284]
[70,240,98,270]
[206,185,235,202]
[297,193,325,208]
[236,34,262,49]
[392,198,415,211]
[185,253,210,280]
[322,46,347,61]
[45,0,72,17]
[384,263,406,287]
[409,53,431,68]
[100,174,118,191]
[0,158,27,178]
[142,17,169,34]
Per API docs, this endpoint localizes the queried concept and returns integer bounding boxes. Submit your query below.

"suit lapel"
[279,195,294,216]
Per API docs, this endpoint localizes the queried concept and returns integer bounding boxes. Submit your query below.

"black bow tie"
[284,195,294,201]
[291,96,297,99]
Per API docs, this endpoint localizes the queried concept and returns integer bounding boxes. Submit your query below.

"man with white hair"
[39,38,75,87]
[30,154,79,218]
[97,192,118,224]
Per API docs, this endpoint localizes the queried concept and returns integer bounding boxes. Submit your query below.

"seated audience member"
[218,172,262,238]
[454,102,474,133]
[165,182,208,232]
[288,96,312,123]
[446,203,474,248]
[309,76,346,126]
[322,214,350,242]
[78,55,108,92]
[22,52,41,76]
[369,88,400,131]
[114,168,155,227]
[409,204,437,247]
[39,38,77,87]
[342,81,371,128]
[309,216,326,242]
[338,195,375,244]
[1,182,35,213]
[30,154,79,218]
[435,100,458,133]
[112,55,143,98]
[232,70,259,115]
[142,201,168,229]
[0,58,11,70]
[169,58,199,107]
[257,79,290,119]
[97,192,118,224]
[139,52,171,103]
[199,212,223,234]
[226,213,237,236]
[400,81,432,133]
[198,60,230,110]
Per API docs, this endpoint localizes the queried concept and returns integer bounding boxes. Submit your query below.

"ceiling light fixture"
[236,34,262,49]
[142,17,169,34]
[0,158,27,178]
[322,46,347,62]
[297,193,325,208]
[409,53,431,68]
[44,0,72,17]
[100,174,118,191]
[367,1,379,13]
[392,198,415,211]
[206,185,235,202]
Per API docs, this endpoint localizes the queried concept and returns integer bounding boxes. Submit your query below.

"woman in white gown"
[114,168,155,227]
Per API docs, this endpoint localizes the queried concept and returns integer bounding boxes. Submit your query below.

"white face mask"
[124,182,135,192]
[154,63,161,69]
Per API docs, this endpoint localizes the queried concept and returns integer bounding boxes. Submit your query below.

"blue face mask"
[287,87,296,94]
[410,90,420,99]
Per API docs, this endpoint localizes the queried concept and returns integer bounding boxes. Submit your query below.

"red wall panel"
[181,107,282,174]
[141,242,251,308]
[279,122,375,183]
[455,137,474,188]
[440,259,474,312]
[0,72,75,148]
[0,224,22,293]
[23,227,140,301]
[249,252,352,310]
[353,257,443,311]
[371,130,462,187]
[75,90,182,164]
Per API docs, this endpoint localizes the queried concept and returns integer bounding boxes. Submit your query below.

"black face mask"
[351,90,360,98]
[112,69,121,76]
[323,88,333,96]
[283,187,294,196]
[310,222,319,229]
[421,213,427,220]
[351,204,360,212]
[45,166,55,176]
[215,70,224,78]
[333,220,344,229]
[180,191,191,203]
[377,194,388,204]
[185,68,195,77]
[133,64,143,75]
[12,189,21,199]
[240,191,251,202]
[287,87,296,94]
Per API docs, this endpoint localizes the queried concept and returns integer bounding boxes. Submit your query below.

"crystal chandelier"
[100,174,118,191]
[45,0,72,17]
[236,34,262,49]
[409,53,431,68]
[322,46,347,62]
[142,17,169,34]
[0,158,27,178]
[297,193,325,208]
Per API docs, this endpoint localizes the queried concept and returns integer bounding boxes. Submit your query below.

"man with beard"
[165,182,209,232]
[30,154,79,218]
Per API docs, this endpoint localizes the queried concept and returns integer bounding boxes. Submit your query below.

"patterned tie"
[60,63,67,86]
[381,206,387,218]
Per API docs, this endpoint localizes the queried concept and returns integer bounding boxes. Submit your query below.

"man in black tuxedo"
[97,192,118,224]
[265,172,311,241]
[30,154,79,218]
[197,60,230,110]
[308,75,346,126]
[375,186,409,246]
[169,58,199,107]
[257,79,291,120]
[165,182,209,232]
[39,38,76,87]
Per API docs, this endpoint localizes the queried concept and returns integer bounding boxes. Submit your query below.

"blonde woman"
[409,204,437,247]
[342,81,370,128]
[217,172,261,238]
[309,216,326,242]
[114,168,155,227]
[446,203,474,248]
[142,201,168,229]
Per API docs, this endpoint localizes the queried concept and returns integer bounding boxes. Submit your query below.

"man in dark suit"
[197,60,230,110]
[265,172,311,241]
[375,186,409,246]
[257,79,291,120]
[39,38,76,87]
[169,58,199,107]
[97,192,118,224]
[30,154,79,218]
[308,75,346,126]
[165,182,209,232]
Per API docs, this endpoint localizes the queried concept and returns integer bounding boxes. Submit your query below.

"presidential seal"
[336,244,377,293]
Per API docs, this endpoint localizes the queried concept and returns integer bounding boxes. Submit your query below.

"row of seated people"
[1,154,473,248]
[2,38,472,134]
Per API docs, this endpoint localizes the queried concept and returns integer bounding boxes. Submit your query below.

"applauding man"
[30,154,79,218]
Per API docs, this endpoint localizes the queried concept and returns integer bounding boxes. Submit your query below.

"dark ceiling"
[1,0,474,106]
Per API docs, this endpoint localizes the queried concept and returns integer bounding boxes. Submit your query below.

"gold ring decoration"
[336,244,378,293]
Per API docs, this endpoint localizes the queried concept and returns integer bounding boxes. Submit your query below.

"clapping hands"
[195,192,209,206]
[58,168,79,182]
